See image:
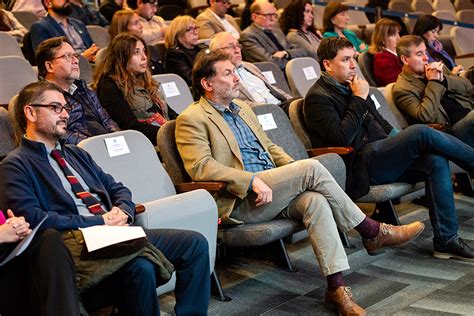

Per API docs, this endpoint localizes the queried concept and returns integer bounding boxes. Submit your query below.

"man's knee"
[423,154,450,172]
[126,257,157,280]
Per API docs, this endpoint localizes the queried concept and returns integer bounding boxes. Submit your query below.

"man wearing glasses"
[240,0,308,70]
[35,36,120,145]
[128,0,168,46]
[196,0,241,39]
[210,31,295,112]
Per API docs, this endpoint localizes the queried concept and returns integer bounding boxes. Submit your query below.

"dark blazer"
[30,14,93,51]
[304,77,393,198]
[164,43,203,86]
[374,50,402,87]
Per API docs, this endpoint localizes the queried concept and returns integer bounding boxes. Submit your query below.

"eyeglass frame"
[185,26,200,33]
[254,12,278,19]
[29,102,72,114]
[51,52,81,62]
[216,43,242,51]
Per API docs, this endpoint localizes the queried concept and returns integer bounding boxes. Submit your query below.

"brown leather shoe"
[363,222,425,255]
[325,286,367,316]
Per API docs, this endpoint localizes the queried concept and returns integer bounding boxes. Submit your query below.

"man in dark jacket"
[36,36,119,144]
[0,81,211,315]
[304,37,474,262]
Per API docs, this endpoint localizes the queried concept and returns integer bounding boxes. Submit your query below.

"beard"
[51,4,72,16]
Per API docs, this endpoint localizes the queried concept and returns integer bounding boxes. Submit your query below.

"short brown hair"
[35,36,71,79]
[396,35,424,58]
[317,37,354,70]
[192,50,231,97]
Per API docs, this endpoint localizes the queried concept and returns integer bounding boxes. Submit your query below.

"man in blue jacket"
[0,81,211,315]
[31,0,99,61]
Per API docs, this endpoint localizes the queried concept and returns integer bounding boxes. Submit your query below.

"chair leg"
[211,270,232,302]
[371,201,401,225]
[454,173,473,197]
[338,229,356,249]
[269,239,297,272]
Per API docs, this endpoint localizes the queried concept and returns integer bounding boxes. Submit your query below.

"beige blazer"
[196,8,241,39]
[176,97,293,224]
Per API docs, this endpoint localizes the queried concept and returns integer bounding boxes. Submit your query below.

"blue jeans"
[362,125,474,244]
[81,229,210,316]
[449,110,474,148]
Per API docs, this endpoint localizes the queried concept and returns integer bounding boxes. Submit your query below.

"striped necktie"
[50,149,105,215]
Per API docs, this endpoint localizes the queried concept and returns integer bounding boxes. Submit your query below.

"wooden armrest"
[135,204,145,214]
[307,147,354,157]
[175,181,227,194]
[427,123,448,131]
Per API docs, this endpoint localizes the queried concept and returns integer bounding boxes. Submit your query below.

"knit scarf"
[320,71,352,96]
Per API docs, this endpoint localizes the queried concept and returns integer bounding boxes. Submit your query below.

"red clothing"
[374,50,402,87]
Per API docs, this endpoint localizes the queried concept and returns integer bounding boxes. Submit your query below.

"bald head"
[209,32,243,67]
[251,1,278,29]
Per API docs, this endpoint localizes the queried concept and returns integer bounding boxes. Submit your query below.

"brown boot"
[325,286,367,316]
[363,222,425,255]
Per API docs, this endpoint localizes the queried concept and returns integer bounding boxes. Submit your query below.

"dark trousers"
[0,229,80,316]
[363,124,474,244]
[81,229,210,316]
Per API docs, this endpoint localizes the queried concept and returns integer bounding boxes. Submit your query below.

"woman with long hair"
[94,33,176,145]
[164,15,204,86]
[322,2,367,53]
[369,18,402,86]
[413,14,464,75]
[279,0,321,60]
[109,9,144,41]
[0,3,27,43]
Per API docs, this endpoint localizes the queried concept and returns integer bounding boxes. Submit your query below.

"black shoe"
[433,237,474,262]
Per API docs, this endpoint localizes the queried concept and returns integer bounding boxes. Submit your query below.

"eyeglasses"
[185,26,200,33]
[29,102,72,114]
[217,43,242,51]
[255,12,278,19]
[52,52,80,62]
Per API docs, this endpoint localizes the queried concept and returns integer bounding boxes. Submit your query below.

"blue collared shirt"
[210,100,274,173]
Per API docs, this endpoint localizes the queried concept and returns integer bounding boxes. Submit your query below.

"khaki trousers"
[231,159,366,276]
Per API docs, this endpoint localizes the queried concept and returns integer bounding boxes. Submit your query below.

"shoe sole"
[433,251,474,262]
[366,223,425,256]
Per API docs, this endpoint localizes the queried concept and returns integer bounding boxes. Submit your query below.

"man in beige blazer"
[393,35,473,147]
[209,32,294,112]
[175,50,424,316]
[196,0,241,39]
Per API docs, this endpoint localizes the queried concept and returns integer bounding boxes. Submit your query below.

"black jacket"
[164,43,204,86]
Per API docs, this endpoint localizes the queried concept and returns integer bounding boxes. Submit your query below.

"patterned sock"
[355,216,380,239]
[327,272,345,291]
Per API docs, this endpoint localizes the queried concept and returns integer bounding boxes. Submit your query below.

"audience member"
[279,0,320,60]
[393,35,474,147]
[31,0,99,62]
[304,37,474,262]
[196,0,241,40]
[240,0,255,30]
[100,0,124,23]
[0,4,28,43]
[365,0,409,35]
[94,33,177,145]
[369,18,402,86]
[128,0,167,46]
[210,31,294,111]
[0,210,80,316]
[322,3,367,53]
[240,0,307,70]
[176,50,424,316]
[164,15,204,86]
[36,36,120,145]
[69,0,109,27]
[12,0,46,17]
[413,15,464,75]
[1,80,210,315]
[0,108,15,159]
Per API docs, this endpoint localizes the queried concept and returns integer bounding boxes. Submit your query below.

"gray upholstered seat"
[85,25,110,48]
[358,51,377,87]
[0,107,15,159]
[0,56,36,105]
[152,74,194,114]
[285,57,321,98]
[254,61,293,96]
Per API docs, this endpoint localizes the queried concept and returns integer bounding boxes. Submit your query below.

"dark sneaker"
[433,237,474,262]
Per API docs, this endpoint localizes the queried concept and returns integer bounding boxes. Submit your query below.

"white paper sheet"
[261,71,276,84]
[303,66,318,80]
[104,135,130,157]
[257,113,278,131]
[161,82,180,98]
[79,225,146,252]
[370,94,382,109]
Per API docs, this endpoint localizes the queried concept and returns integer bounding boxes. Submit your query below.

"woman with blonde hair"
[164,15,204,86]
[370,18,402,86]
[94,33,176,145]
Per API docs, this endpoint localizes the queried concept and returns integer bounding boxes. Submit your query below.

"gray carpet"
[160,195,474,315]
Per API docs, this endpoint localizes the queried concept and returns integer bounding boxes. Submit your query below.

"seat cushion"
[357,182,425,203]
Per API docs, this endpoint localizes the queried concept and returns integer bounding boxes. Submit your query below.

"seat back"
[152,73,194,114]
[251,103,309,161]
[78,54,93,84]
[86,25,110,48]
[358,51,377,87]
[412,1,433,13]
[254,61,293,95]
[7,94,21,145]
[368,86,405,130]
[12,11,39,30]
[433,0,456,14]
[388,1,411,13]
[288,98,312,150]
[343,2,371,25]
[455,0,474,10]
[0,33,24,58]
[450,26,474,56]
[0,56,36,105]
[0,107,16,158]
[285,57,321,97]
[312,4,325,29]
[456,9,474,24]
[383,83,409,129]
[78,130,176,204]
[157,5,184,20]
[94,47,108,69]
[432,10,456,35]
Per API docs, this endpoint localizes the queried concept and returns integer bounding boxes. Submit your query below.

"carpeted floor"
[160,194,474,315]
